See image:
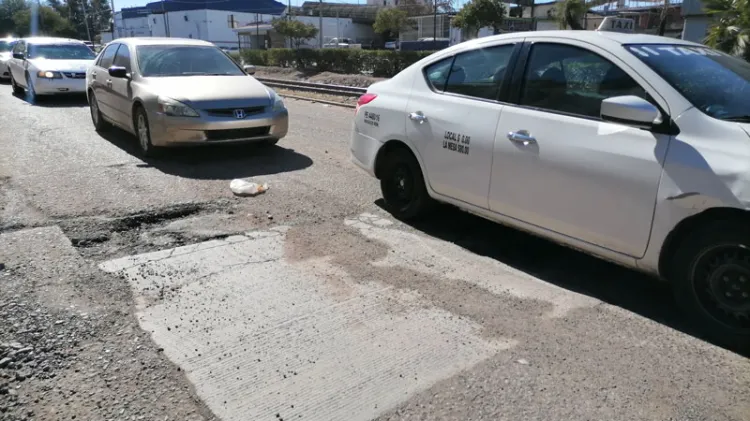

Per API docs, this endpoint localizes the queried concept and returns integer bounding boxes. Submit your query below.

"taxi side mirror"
[243,64,256,75]
[601,95,661,129]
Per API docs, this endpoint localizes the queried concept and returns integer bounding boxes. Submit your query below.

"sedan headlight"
[157,96,199,118]
[36,70,62,79]
[268,89,285,111]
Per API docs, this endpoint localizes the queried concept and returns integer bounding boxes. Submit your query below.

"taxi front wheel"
[380,147,434,220]
[671,220,750,352]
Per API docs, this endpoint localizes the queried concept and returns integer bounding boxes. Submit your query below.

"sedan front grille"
[62,72,86,79]
[205,106,266,118]
[204,126,271,141]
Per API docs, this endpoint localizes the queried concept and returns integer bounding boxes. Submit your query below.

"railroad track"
[255,77,367,97]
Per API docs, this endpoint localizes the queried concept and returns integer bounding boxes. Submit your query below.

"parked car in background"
[384,40,398,50]
[7,37,97,98]
[0,37,17,80]
[82,40,95,51]
[86,37,288,157]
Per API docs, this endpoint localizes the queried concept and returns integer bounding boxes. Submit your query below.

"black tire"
[88,91,110,132]
[10,73,23,96]
[133,106,158,158]
[379,146,434,220]
[670,219,750,350]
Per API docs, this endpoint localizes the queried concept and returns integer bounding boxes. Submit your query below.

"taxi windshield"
[626,43,750,121]
[27,43,97,60]
[136,45,244,77]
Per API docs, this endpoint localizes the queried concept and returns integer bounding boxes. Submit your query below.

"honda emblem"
[233,109,245,119]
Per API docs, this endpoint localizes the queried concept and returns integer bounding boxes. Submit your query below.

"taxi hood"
[28,58,92,72]
[144,75,272,107]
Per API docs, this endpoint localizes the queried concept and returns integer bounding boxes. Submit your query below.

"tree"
[0,0,27,35]
[451,0,506,35]
[373,7,410,38]
[704,0,750,61]
[555,0,586,29]
[12,5,76,37]
[271,18,318,48]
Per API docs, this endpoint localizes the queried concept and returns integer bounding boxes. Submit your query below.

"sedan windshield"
[27,43,97,60]
[136,45,244,77]
[0,40,14,52]
[626,43,750,121]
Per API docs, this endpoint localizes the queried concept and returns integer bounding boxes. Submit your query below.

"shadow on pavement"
[376,200,749,357]
[98,128,313,180]
[9,90,89,107]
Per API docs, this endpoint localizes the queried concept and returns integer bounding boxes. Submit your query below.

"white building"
[106,0,375,49]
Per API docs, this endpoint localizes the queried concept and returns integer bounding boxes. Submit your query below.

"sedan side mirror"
[12,52,24,60]
[243,64,256,75]
[601,95,662,129]
[108,66,129,78]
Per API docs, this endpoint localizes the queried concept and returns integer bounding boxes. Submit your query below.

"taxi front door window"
[519,43,648,118]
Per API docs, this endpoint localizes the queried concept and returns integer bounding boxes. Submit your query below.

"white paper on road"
[100,219,528,421]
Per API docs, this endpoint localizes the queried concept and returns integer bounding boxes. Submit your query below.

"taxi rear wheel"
[379,147,433,220]
[671,220,750,351]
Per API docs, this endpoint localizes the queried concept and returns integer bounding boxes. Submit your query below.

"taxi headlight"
[157,96,199,117]
[36,71,62,79]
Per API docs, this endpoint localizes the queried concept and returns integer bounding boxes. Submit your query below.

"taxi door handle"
[106,79,112,87]
[507,130,536,145]
[408,112,427,124]
[91,71,96,79]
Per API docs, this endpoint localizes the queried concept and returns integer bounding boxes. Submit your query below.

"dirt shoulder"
[252,66,386,88]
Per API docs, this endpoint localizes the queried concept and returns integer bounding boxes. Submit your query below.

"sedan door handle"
[507,130,536,145]
[106,79,112,87]
[408,112,427,124]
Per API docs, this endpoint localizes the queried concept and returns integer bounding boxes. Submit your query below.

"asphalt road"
[0,82,748,421]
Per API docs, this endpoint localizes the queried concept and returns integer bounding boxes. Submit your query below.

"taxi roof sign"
[597,17,635,33]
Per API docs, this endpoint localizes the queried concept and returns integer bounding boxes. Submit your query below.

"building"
[104,0,377,50]
[105,0,286,49]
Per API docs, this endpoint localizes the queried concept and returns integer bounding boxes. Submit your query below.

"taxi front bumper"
[147,107,289,147]
[32,76,87,94]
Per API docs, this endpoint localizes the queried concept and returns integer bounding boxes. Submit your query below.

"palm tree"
[704,0,750,60]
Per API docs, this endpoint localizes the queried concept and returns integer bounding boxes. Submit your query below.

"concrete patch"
[345,213,599,318]
[99,225,514,421]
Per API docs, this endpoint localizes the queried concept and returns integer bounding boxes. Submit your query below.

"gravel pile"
[0,298,92,420]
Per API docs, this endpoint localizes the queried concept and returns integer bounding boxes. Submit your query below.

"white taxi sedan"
[351,27,750,348]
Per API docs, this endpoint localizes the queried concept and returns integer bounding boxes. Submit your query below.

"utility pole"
[81,0,93,42]
[255,13,259,49]
[110,0,116,38]
[433,0,437,42]
[318,0,323,48]
[160,0,169,36]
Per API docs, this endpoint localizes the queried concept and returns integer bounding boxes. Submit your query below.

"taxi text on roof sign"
[597,17,635,33]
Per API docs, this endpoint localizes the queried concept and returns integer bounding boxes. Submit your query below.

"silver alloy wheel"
[90,96,99,125]
[137,113,149,152]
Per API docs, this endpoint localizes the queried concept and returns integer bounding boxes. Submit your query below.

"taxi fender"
[375,135,429,185]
